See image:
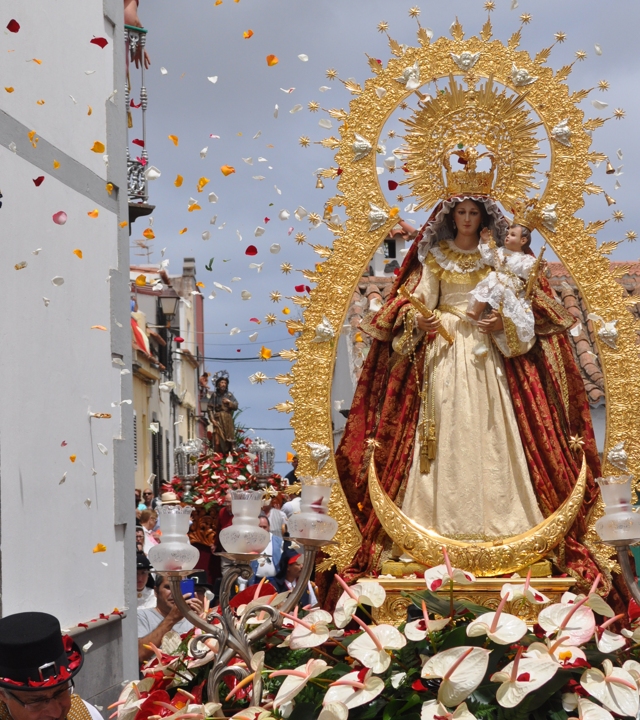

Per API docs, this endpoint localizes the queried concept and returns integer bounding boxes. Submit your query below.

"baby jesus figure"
[466,224,537,344]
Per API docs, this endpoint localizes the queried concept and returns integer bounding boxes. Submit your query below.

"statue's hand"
[416,313,441,332]
[480,227,492,244]
[478,311,504,333]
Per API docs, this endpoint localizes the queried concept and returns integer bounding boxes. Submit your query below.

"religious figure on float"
[207,370,238,454]
[335,136,607,595]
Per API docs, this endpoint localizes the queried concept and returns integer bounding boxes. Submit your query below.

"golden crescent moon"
[368,454,587,576]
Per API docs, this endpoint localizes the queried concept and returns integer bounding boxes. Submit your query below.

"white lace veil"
[416,195,510,262]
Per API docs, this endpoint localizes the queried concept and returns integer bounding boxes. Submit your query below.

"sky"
[134,0,640,468]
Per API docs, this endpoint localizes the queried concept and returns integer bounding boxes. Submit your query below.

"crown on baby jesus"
[443,145,496,198]
[511,196,542,231]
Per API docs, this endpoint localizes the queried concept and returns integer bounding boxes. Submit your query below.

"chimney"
[183,257,196,278]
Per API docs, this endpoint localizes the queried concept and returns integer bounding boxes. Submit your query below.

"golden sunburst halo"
[408,7,421,19]
[377,21,389,33]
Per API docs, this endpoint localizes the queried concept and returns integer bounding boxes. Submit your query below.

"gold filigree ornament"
[286,12,637,576]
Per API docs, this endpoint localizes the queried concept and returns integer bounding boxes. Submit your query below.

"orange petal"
[259,346,272,360]
[282,307,290,315]
[87,209,99,218]
[119,220,128,228]
[179,228,188,234]
[31,58,42,65]
[91,141,105,153]
[106,183,114,195]
[266,54,279,67]
[215,0,222,4]
[196,281,205,288]
[142,228,155,239]
[197,176,210,192]
[91,325,107,331]
[87,105,92,116]
[92,543,107,553]
[389,207,400,218]
[243,29,254,39]
[70,455,77,463]
[4,87,14,93]
[36,99,45,105]
[135,274,147,286]
[168,134,179,146]
[174,174,183,187]
[220,165,236,176]
[73,249,83,259]
[188,203,201,212]
[53,160,60,169]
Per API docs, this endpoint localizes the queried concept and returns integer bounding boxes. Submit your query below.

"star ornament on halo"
[569,435,585,453]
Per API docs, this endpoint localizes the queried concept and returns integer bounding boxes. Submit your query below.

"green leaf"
[289,702,317,720]
[438,625,485,651]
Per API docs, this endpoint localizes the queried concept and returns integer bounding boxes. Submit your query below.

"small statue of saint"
[207,371,238,454]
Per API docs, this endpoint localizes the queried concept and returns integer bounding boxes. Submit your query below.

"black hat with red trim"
[0,612,83,690]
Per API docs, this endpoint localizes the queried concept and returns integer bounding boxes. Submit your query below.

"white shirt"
[268,508,287,537]
[137,607,194,638]
[137,586,157,609]
[255,536,277,578]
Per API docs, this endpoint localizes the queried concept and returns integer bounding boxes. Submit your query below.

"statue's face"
[217,380,228,392]
[453,200,483,235]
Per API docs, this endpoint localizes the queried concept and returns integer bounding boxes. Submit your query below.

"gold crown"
[443,146,496,198]
[511,196,541,231]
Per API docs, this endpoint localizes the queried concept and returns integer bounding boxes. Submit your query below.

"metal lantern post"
[174,438,203,502]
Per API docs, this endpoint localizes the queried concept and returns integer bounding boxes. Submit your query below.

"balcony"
[125,25,155,226]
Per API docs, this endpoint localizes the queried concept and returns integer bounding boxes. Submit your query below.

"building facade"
[0,0,138,709]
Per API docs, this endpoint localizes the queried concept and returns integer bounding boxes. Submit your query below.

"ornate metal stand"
[168,539,328,711]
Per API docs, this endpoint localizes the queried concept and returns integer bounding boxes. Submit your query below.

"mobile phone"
[180,578,195,598]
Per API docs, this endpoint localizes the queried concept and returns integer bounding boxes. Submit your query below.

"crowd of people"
[133,455,313,668]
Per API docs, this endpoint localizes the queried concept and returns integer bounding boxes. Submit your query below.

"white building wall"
[0,0,136,710]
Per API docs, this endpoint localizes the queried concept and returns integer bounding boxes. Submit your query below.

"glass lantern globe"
[595,475,640,543]
[148,504,200,571]
[219,491,270,554]
[287,476,338,542]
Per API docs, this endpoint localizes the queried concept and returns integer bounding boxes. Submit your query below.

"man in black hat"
[0,612,102,720]
[136,551,156,609]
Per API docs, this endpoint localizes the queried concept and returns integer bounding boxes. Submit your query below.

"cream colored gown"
[398,240,543,540]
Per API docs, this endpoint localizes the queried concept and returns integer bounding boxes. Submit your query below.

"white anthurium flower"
[285,609,333,649]
[348,616,407,673]
[466,593,527,645]
[333,575,386,628]
[421,646,490,707]
[537,577,602,646]
[580,659,639,718]
[574,698,615,720]
[391,672,407,689]
[561,588,615,618]
[562,692,578,712]
[622,659,640,687]
[114,678,156,720]
[318,702,349,720]
[622,626,640,643]
[500,569,550,605]
[423,547,475,591]
[230,708,276,720]
[324,668,385,709]
[405,600,450,641]
[279,701,294,718]
[490,647,559,708]
[270,659,328,709]
[527,638,586,668]
[594,613,627,654]
[421,700,477,720]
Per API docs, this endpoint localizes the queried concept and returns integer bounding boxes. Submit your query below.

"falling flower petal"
[73,249,83,259]
[90,37,108,48]
[52,211,68,225]
[174,174,183,187]
[144,166,161,180]
[207,76,218,83]
[97,443,108,455]
[260,346,272,360]
[51,276,65,286]
[33,176,45,186]
[270,244,281,254]
[93,543,107,553]
[87,209,99,218]
[241,290,252,300]
[298,54,309,62]
[221,165,236,176]
[266,55,279,67]
[69,455,77,463]
[91,325,107,331]
[168,134,179,146]
[91,141,105,153]
[7,19,20,33]
[245,245,258,256]
[243,29,254,38]
[59,472,67,485]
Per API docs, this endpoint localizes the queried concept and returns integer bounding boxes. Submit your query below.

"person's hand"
[480,228,492,244]
[166,601,185,626]
[186,596,204,617]
[416,313,441,333]
[478,311,504,334]
[133,49,151,70]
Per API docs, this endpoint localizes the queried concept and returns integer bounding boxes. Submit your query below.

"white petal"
[353,581,386,608]
[207,76,218,83]
[391,672,406,689]
[208,192,218,203]
[581,665,639,717]
[97,443,108,455]
[255,226,266,236]
[421,701,449,720]
[270,244,281,254]
[318,703,349,720]
[319,118,333,129]
[538,602,595,645]
[298,54,309,62]
[241,291,252,300]
[585,594,615,617]
[290,104,303,114]
[333,595,358,628]
[279,210,291,220]
[467,612,527,645]
[423,647,490,707]
[404,620,428,642]
[562,692,578,711]
[577,699,614,720]
[324,672,385,710]
[596,630,626,654]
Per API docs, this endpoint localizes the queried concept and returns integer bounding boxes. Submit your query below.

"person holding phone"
[137,575,203,664]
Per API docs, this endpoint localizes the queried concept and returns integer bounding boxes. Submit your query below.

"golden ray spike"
[278,349,298,362]
[584,183,604,196]
[270,401,294,414]
[366,54,382,74]
[327,108,348,121]
[570,88,592,104]
[341,79,363,95]
[534,46,552,65]
[584,118,605,131]
[291,295,311,307]
[311,244,332,258]
[480,18,493,42]
[417,26,431,46]
[555,64,572,82]
[509,28,522,49]
[274,374,294,386]
[388,36,404,57]
[450,17,464,41]
[286,320,304,334]
[318,137,340,150]
[598,240,621,256]
[585,220,608,234]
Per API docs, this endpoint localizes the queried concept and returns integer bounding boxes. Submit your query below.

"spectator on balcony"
[124,0,150,69]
